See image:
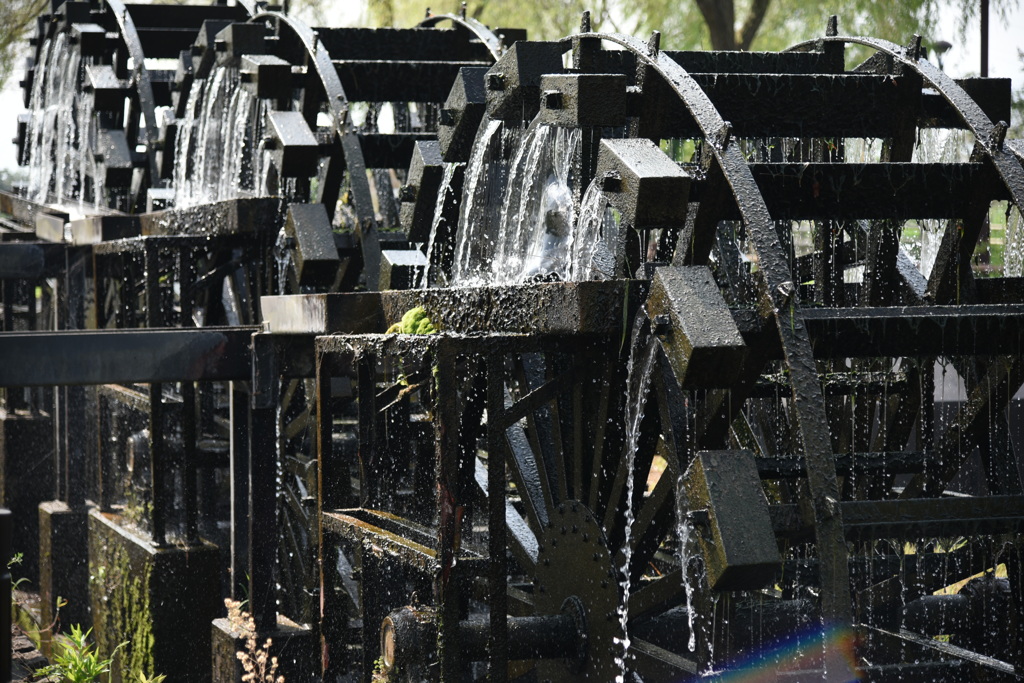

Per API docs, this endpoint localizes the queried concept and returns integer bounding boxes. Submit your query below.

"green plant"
[89,540,156,680]
[37,624,121,683]
[133,673,166,683]
[225,598,284,683]
[8,551,29,591]
[386,306,437,335]
[372,655,389,682]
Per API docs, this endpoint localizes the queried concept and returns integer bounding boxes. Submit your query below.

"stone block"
[537,73,627,128]
[438,66,488,162]
[484,42,564,122]
[380,250,427,291]
[88,511,221,683]
[681,450,780,591]
[399,140,444,242]
[39,501,90,653]
[646,265,747,389]
[595,138,691,231]
[211,615,317,682]
[285,203,340,288]
[0,410,53,584]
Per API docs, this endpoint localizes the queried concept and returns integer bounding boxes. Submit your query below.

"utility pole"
[980,0,989,76]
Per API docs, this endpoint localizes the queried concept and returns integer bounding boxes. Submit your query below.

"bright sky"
[0,1,1020,174]
[936,1,1023,81]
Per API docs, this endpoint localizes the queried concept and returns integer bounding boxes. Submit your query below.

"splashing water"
[912,129,971,277]
[451,117,509,284]
[1003,205,1024,277]
[24,34,106,207]
[488,122,580,284]
[614,319,659,683]
[566,179,617,281]
[173,65,268,208]
[419,162,459,288]
[451,121,585,285]
[675,484,699,652]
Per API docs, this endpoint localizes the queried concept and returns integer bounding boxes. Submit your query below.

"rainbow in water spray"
[713,624,862,683]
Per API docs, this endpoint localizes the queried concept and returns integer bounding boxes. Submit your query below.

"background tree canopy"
[363,0,1021,133]
[0,0,1019,124]
[0,0,47,88]
[366,0,976,52]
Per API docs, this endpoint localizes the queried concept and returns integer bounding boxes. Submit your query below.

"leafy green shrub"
[37,625,118,683]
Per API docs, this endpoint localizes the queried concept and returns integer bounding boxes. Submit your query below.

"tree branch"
[693,0,737,50]
[736,0,773,50]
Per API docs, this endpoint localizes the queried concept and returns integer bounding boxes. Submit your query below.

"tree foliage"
[360,0,1009,58]
[0,0,47,90]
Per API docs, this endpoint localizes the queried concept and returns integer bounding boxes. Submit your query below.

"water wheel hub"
[533,500,621,681]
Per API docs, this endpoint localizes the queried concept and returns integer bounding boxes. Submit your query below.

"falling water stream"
[675,490,699,653]
[566,180,617,281]
[451,121,582,286]
[451,117,505,284]
[614,320,659,683]
[419,162,459,287]
[24,33,106,208]
[913,128,972,277]
[173,65,268,208]
[1003,205,1024,276]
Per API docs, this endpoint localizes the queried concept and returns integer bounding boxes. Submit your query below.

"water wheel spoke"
[282,474,310,521]
[284,407,312,442]
[510,353,567,503]
[627,567,685,622]
[474,458,539,571]
[628,636,699,679]
[615,438,676,584]
[504,422,552,531]
[601,367,659,543]
[588,355,621,513]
